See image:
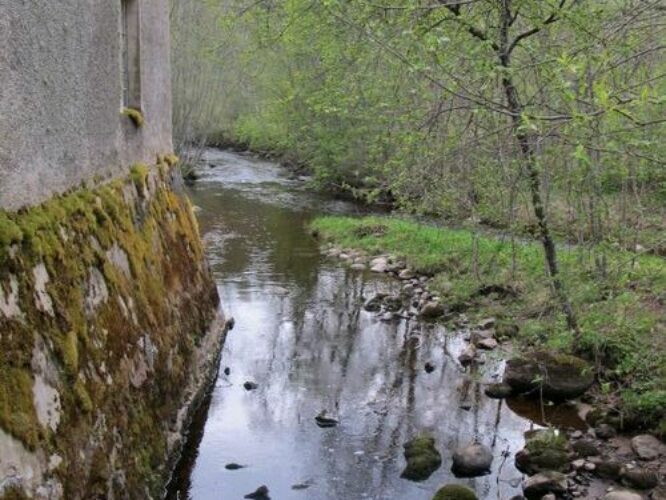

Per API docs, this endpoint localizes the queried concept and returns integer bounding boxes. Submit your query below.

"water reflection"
[167,150,542,500]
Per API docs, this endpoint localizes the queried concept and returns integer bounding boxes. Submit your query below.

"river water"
[165,149,572,500]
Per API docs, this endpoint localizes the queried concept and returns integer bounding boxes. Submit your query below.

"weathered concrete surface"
[0,0,172,210]
[0,163,225,499]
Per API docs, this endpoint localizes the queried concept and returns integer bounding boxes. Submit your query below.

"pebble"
[571,459,586,470]
[476,338,498,350]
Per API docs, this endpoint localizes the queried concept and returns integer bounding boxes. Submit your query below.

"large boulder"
[620,467,659,490]
[432,484,478,500]
[401,434,442,481]
[503,351,594,401]
[631,434,666,460]
[515,430,569,475]
[451,443,493,477]
[522,471,567,499]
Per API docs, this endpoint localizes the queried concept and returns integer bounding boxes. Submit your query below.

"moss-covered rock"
[504,351,594,401]
[433,484,478,500]
[401,434,442,481]
[515,429,570,474]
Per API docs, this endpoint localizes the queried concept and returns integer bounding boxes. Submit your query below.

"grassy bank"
[312,215,666,430]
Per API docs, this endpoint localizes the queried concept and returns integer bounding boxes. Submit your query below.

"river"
[165,149,575,500]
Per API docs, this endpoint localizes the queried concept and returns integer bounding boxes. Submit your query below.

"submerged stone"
[401,434,442,481]
[244,485,270,499]
[225,463,246,470]
[451,443,492,477]
[432,484,478,500]
[243,381,259,391]
[315,410,338,428]
[363,293,386,312]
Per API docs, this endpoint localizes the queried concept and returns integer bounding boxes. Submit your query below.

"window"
[120,0,141,109]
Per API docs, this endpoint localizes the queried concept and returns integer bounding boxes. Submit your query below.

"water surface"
[167,150,550,500]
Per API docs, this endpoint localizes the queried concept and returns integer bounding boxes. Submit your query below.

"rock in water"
[225,463,246,470]
[315,410,338,428]
[363,293,386,312]
[225,316,235,330]
[432,484,478,500]
[515,429,569,475]
[522,471,567,499]
[400,434,442,481]
[291,482,311,490]
[383,295,403,312]
[244,485,270,499]
[484,383,513,399]
[451,443,492,477]
[503,351,594,400]
[243,381,258,391]
[631,434,666,460]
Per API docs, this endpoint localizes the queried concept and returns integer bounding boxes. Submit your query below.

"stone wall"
[0,0,172,210]
[0,159,226,499]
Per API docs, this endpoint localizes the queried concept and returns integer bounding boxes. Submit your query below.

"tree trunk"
[498,2,579,334]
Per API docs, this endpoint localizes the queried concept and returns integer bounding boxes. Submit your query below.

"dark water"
[165,150,579,500]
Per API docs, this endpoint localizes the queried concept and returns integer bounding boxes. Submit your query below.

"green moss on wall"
[0,156,219,498]
[121,107,145,128]
[0,367,42,450]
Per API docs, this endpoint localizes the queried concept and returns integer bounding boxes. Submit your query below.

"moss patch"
[433,484,478,500]
[121,107,145,128]
[401,434,442,481]
[0,159,218,497]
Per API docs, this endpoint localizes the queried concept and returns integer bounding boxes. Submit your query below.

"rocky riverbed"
[321,244,666,500]
[166,150,664,500]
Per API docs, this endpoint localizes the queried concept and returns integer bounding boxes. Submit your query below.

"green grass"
[312,215,666,428]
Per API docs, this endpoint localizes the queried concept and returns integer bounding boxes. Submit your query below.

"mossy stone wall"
[0,159,224,499]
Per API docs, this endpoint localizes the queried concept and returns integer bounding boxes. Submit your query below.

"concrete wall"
[0,0,173,211]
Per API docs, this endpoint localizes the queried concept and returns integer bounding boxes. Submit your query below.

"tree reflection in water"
[167,150,543,500]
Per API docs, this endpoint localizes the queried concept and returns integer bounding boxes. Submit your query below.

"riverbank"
[311,215,666,433]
